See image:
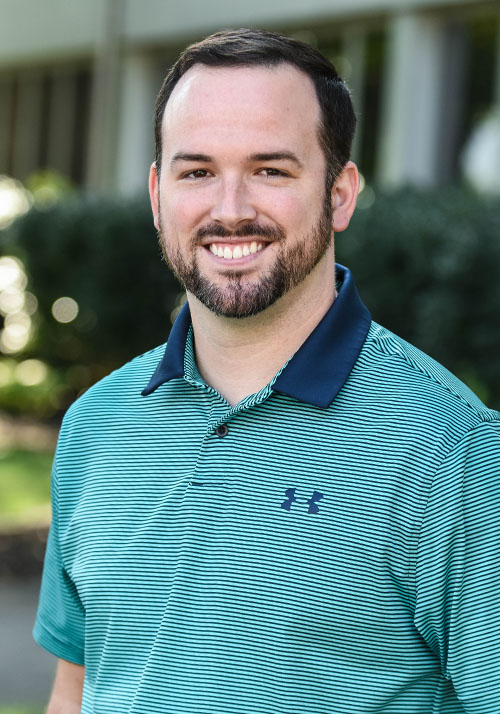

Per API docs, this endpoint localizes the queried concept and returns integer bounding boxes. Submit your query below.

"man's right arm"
[46,659,84,714]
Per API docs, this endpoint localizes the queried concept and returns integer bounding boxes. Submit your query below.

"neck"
[188,252,336,406]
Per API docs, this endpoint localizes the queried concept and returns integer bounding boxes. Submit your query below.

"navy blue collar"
[142,264,371,408]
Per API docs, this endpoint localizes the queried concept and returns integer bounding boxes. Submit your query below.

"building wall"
[0,0,487,64]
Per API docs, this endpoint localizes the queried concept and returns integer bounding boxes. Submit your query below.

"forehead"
[161,63,322,156]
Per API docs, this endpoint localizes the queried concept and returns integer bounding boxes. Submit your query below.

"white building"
[0,0,499,194]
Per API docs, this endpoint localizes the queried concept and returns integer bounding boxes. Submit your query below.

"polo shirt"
[34,264,500,714]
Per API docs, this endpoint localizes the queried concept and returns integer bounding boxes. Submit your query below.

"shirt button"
[216,424,229,438]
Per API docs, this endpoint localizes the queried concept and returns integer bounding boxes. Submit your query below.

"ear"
[148,162,160,231]
[331,161,359,233]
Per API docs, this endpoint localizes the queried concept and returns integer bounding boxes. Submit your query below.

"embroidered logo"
[281,488,324,514]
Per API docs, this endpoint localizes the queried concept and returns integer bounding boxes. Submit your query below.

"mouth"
[205,240,268,260]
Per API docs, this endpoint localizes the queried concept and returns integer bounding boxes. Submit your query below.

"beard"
[157,193,333,319]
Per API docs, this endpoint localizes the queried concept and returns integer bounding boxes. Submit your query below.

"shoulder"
[350,322,500,461]
[363,321,496,417]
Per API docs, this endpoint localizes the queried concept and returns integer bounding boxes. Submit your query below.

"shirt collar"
[142,264,371,408]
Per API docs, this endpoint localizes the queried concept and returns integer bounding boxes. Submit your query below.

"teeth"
[209,242,265,259]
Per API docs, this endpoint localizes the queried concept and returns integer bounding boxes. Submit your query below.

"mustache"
[194,222,285,242]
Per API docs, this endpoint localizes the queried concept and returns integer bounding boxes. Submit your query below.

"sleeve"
[32,454,86,664]
[414,420,500,713]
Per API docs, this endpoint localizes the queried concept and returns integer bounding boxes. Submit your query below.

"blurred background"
[0,0,499,711]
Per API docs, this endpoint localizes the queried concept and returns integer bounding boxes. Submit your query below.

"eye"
[182,169,210,179]
[258,168,288,178]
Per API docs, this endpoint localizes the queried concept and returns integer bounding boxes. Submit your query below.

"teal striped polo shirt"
[34,265,500,713]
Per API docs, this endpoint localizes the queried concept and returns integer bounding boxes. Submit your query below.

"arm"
[46,659,84,714]
[414,420,500,712]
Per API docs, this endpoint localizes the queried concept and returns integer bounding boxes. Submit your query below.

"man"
[34,28,500,713]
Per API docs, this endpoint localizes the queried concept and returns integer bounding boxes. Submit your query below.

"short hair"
[153,28,356,190]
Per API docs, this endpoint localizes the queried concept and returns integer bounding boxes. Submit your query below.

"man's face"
[150,63,335,318]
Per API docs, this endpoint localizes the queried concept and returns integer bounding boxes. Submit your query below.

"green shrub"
[3,195,180,364]
[1,196,181,413]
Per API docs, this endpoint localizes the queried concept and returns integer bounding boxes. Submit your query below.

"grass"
[0,448,53,529]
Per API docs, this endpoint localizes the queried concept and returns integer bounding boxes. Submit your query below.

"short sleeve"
[33,457,85,664]
[414,420,500,712]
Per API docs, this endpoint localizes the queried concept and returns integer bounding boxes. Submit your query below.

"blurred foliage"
[25,168,75,208]
[0,449,52,528]
[0,186,499,416]
[1,194,181,415]
[339,186,500,408]
[0,360,69,418]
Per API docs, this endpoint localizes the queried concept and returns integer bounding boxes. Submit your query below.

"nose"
[209,177,257,229]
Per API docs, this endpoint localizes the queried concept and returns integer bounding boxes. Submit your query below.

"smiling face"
[150,63,348,318]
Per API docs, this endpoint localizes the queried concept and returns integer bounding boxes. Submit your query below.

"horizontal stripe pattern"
[34,320,500,713]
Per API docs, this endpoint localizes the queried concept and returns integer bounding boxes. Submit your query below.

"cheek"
[264,191,315,232]
[162,189,211,232]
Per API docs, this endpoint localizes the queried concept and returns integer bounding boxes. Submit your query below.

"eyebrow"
[247,151,304,168]
[169,150,304,169]
[170,152,213,168]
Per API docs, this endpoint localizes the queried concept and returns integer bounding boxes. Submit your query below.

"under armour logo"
[281,488,324,514]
